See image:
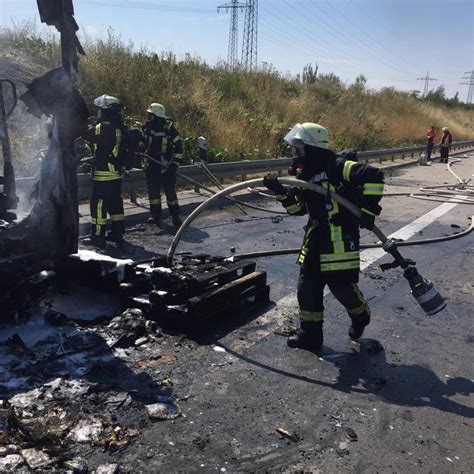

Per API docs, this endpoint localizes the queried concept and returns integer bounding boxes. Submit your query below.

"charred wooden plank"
[187,271,267,318]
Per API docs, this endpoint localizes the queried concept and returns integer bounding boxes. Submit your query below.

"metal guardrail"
[14,141,474,201]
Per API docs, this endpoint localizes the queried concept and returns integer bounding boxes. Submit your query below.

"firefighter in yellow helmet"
[84,94,128,247]
[264,123,384,352]
[141,103,183,227]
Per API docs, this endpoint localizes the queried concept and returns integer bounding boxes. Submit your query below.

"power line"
[78,1,215,14]
[261,3,356,62]
[459,70,474,104]
[218,1,248,68]
[318,0,420,74]
[300,0,413,76]
[417,71,437,97]
[260,3,402,80]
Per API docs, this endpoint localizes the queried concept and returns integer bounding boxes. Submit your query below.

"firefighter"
[424,125,437,164]
[264,123,384,352]
[84,94,128,247]
[439,127,452,163]
[142,103,183,227]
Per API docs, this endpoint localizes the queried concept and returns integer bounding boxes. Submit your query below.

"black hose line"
[139,153,286,216]
[230,217,474,260]
[168,178,387,264]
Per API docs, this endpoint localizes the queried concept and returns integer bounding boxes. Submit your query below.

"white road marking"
[240,199,462,345]
[360,200,459,268]
[225,195,466,353]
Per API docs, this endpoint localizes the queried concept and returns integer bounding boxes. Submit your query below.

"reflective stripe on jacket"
[277,153,384,282]
[86,120,125,181]
[142,120,183,171]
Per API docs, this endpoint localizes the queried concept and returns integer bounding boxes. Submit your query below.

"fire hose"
[167,178,448,315]
[230,217,473,259]
[248,155,474,205]
[139,153,286,216]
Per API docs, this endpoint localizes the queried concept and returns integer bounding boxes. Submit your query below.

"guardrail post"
[379,156,382,164]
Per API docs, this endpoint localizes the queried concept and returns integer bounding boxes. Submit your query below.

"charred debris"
[0,0,87,298]
[0,0,270,324]
[0,250,270,471]
[0,2,272,468]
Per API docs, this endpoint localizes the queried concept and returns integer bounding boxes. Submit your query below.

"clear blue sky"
[1,0,473,100]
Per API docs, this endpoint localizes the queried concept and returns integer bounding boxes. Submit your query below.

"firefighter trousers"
[145,166,180,220]
[90,179,124,238]
[296,259,370,324]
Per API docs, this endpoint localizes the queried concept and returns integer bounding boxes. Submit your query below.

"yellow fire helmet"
[284,123,329,149]
[93,94,122,109]
[147,103,167,119]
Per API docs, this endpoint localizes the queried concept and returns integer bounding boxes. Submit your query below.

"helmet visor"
[284,123,329,149]
[283,124,310,147]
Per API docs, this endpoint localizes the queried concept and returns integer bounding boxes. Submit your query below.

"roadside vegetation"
[1,23,473,171]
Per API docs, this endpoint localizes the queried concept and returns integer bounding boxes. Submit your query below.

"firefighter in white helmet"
[141,103,183,227]
[264,123,385,352]
[84,94,128,247]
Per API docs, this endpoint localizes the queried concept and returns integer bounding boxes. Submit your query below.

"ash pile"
[0,251,270,471]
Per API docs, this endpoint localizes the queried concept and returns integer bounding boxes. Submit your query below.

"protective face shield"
[94,94,122,109]
[284,123,329,149]
[94,94,122,121]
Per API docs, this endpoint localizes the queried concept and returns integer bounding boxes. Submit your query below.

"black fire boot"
[287,321,323,352]
[107,231,124,248]
[83,235,106,248]
[112,234,124,248]
[348,312,371,340]
[172,215,182,227]
[147,216,162,227]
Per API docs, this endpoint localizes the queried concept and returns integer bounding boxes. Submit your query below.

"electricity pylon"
[241,0,258,70]
[218,1,247,68]
[417,71,437,97]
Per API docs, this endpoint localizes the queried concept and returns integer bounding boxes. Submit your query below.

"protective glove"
[360,209,375,230]
[263,173,285,195]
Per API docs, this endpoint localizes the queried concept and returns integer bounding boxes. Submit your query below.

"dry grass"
[1,25,473,169]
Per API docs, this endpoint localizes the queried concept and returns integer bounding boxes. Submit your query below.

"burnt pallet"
[150,270,271,331]
[187,271,267,317]
[57,252,271,330]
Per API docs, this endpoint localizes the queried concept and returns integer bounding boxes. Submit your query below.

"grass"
[1,24,473,173]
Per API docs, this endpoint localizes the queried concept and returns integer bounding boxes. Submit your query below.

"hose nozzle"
[403,266,446,315]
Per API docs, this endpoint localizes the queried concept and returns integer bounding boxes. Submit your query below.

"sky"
[0,0,473,100]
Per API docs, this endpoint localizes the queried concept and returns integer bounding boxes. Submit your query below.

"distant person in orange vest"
[424,125,437,164]
[439,127,452,163]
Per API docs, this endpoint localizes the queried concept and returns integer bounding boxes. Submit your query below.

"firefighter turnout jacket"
[85,115,128,239]
[142,119,183,170]
[86,117,127,181]
[277,153,384,282]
